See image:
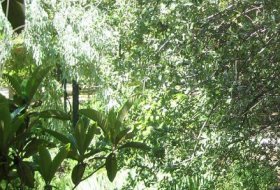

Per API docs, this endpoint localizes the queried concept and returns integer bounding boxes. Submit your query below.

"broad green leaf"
[38,146,52,183]
[74,120,86,155]
[106,110,118,144]
[79,109,106,133]
[23,138,49,158]
[26,65,53,103]
[3,74,22,97]
[114,120,122,138]
[8,115,25,143]
[12,131,32,149]
[16,161,35,188]
[67,134,79,153]
[117,100,133,122]
[119,142,151,151]
[114,128,130,145]
[49,145,70,180]
[105,153,117,182]
[71,163,86,185]
[44,129,70,144]
[83,125,95,155]
[0,94,11,151]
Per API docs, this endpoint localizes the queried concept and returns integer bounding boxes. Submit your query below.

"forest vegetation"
[0,0,279,189]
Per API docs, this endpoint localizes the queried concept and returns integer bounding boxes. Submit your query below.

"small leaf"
[105,153,117,182]
[71,163,86,185]
[119,142,151,151]
[11,105,26,119]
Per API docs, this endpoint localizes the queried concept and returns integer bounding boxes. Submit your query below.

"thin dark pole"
[72,79,79,128]
[63,79,67,112]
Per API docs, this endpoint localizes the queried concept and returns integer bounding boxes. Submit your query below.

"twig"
[5,0,10,17]
[87,156,106,163]
[187,103,218,165]
[156,39,169,53]
[13,25,25,33]
[205,4,234,21]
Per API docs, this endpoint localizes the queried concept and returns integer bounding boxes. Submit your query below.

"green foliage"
[3,65,53,105]
[0,65,53,188]
[16,161,35,188]
[36,145,70,185]
[106,153,118,182]
[119,142,151,151]
[0,65,150,189]
[1,0,279,189]
[71,163,86,185]
[0,5,13,70]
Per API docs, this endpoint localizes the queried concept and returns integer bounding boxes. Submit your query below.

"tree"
[0,0,279,189]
